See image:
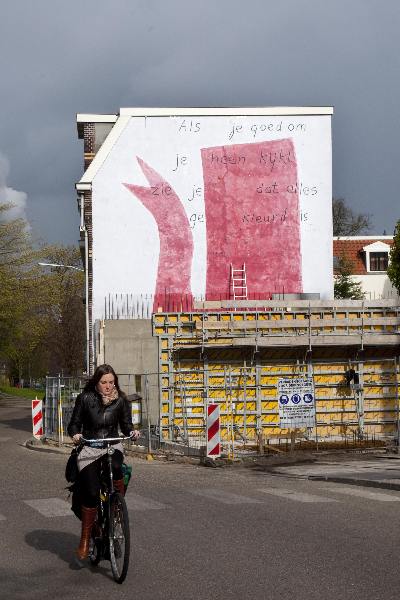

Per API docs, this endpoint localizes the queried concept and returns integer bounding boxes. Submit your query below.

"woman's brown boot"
[76,506,97,560]
[113,478,126,496]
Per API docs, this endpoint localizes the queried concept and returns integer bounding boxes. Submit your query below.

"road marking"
[23,498,73,517]
[125,493,168,511]
[190,488,262,504]
[259,488,337,503]
[320,486,400,502]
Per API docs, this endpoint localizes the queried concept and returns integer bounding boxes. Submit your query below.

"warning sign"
[277,377,315,428]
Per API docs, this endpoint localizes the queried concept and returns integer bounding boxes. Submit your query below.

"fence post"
[45,375,49,437]
[257,429,264,455]
[58,373,64,446]
[395,357,399,454]
[144,374,153,460]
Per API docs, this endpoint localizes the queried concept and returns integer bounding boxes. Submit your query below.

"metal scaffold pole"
[255,354,263,454]
[358,359,365,441]
[228,366,234,460]
[145,374,152,457]
[58,373,64,446]
[243,361,248,443]
[395,356,399,453]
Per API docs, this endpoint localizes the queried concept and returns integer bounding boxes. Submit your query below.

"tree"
[0,202,35,268]
[38,245,85,376]
[5,272,50,383]
[387,219,400,293]
[0,202,41,369]
[332,198,372,236]
[0,202,85,380]
[334,256,365,299]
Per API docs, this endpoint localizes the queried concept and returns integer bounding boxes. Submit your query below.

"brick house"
[333,236,398,300]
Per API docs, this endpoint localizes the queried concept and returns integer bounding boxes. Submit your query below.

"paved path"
[3,399,400,599]
[271,454,400,489]
[1,477,400,527]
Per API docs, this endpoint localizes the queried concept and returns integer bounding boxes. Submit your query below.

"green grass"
[0,385,44,400]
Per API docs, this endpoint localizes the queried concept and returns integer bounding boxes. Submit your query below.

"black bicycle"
[81,436,131,584]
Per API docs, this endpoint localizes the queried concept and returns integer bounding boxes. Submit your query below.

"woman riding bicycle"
[67,363,139,560]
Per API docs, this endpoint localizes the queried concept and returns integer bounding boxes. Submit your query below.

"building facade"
[333,236,398,301]
[74,109,399,449]
[76,107,334,371]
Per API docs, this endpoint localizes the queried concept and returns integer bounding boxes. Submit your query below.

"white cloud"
[0,153,30,226]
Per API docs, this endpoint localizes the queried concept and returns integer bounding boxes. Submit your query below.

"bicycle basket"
[122,463,132,489]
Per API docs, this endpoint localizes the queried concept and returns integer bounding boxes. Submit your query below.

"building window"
[369,252,388,272]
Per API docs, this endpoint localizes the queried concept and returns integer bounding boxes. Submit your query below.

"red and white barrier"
[206,403,221,458]
[32,397,43,439]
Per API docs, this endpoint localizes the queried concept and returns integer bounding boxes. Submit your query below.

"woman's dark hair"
[83,364,125,397]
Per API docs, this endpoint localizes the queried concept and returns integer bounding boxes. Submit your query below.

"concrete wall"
[350,274,399,300]
[96,319,159,425]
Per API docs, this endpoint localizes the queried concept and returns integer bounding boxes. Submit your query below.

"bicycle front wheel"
[109,492,130,583]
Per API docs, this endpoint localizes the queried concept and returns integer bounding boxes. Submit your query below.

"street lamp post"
[38,262,84,272]
[38,261,88,374]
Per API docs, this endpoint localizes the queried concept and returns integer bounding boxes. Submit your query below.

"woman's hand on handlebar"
[72,433,83,445]
[130,430,140,441]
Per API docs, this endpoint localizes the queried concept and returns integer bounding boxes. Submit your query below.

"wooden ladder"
[230,263,248,300]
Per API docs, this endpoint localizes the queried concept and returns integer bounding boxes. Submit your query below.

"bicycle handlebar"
[80,436,133,444]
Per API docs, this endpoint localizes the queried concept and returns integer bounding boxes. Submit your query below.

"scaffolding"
[152,300,400,451]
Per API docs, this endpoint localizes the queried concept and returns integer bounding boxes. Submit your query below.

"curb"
[308,475,400,491]
[23,438,200,464]
[24,438,148,456]
[24,439,70,454]
[22,438,240,467]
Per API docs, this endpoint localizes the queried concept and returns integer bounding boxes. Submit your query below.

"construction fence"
[44,373,159,450]
[43,357,400,455]
[153,302,400,453]
[157,359,400,452]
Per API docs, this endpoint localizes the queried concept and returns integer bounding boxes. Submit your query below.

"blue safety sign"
[277,377,315,428]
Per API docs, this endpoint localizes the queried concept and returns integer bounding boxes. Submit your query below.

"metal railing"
[44,376,86,442]
[44,373,158,451]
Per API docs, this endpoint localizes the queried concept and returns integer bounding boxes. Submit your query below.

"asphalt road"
[2,397,400,600]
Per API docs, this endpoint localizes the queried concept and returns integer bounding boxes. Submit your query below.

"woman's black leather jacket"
[67,391,133,440]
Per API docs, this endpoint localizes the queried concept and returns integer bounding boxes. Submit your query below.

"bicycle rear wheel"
[109,492,130,583]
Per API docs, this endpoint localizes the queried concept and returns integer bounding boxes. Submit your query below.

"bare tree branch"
[332,198,372,236]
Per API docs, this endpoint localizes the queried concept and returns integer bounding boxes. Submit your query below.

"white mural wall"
[90,109,333,320]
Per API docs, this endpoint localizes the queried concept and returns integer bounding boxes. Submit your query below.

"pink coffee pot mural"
[124,139,302,309]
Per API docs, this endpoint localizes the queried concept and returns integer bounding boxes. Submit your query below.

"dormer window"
[369,252,388,272]
[363,241,391,273]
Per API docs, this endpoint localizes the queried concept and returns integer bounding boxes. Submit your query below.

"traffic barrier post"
[32,397,43,439]
[206,403,221,458]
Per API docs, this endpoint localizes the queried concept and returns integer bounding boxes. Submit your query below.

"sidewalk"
[267,452,400,491]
